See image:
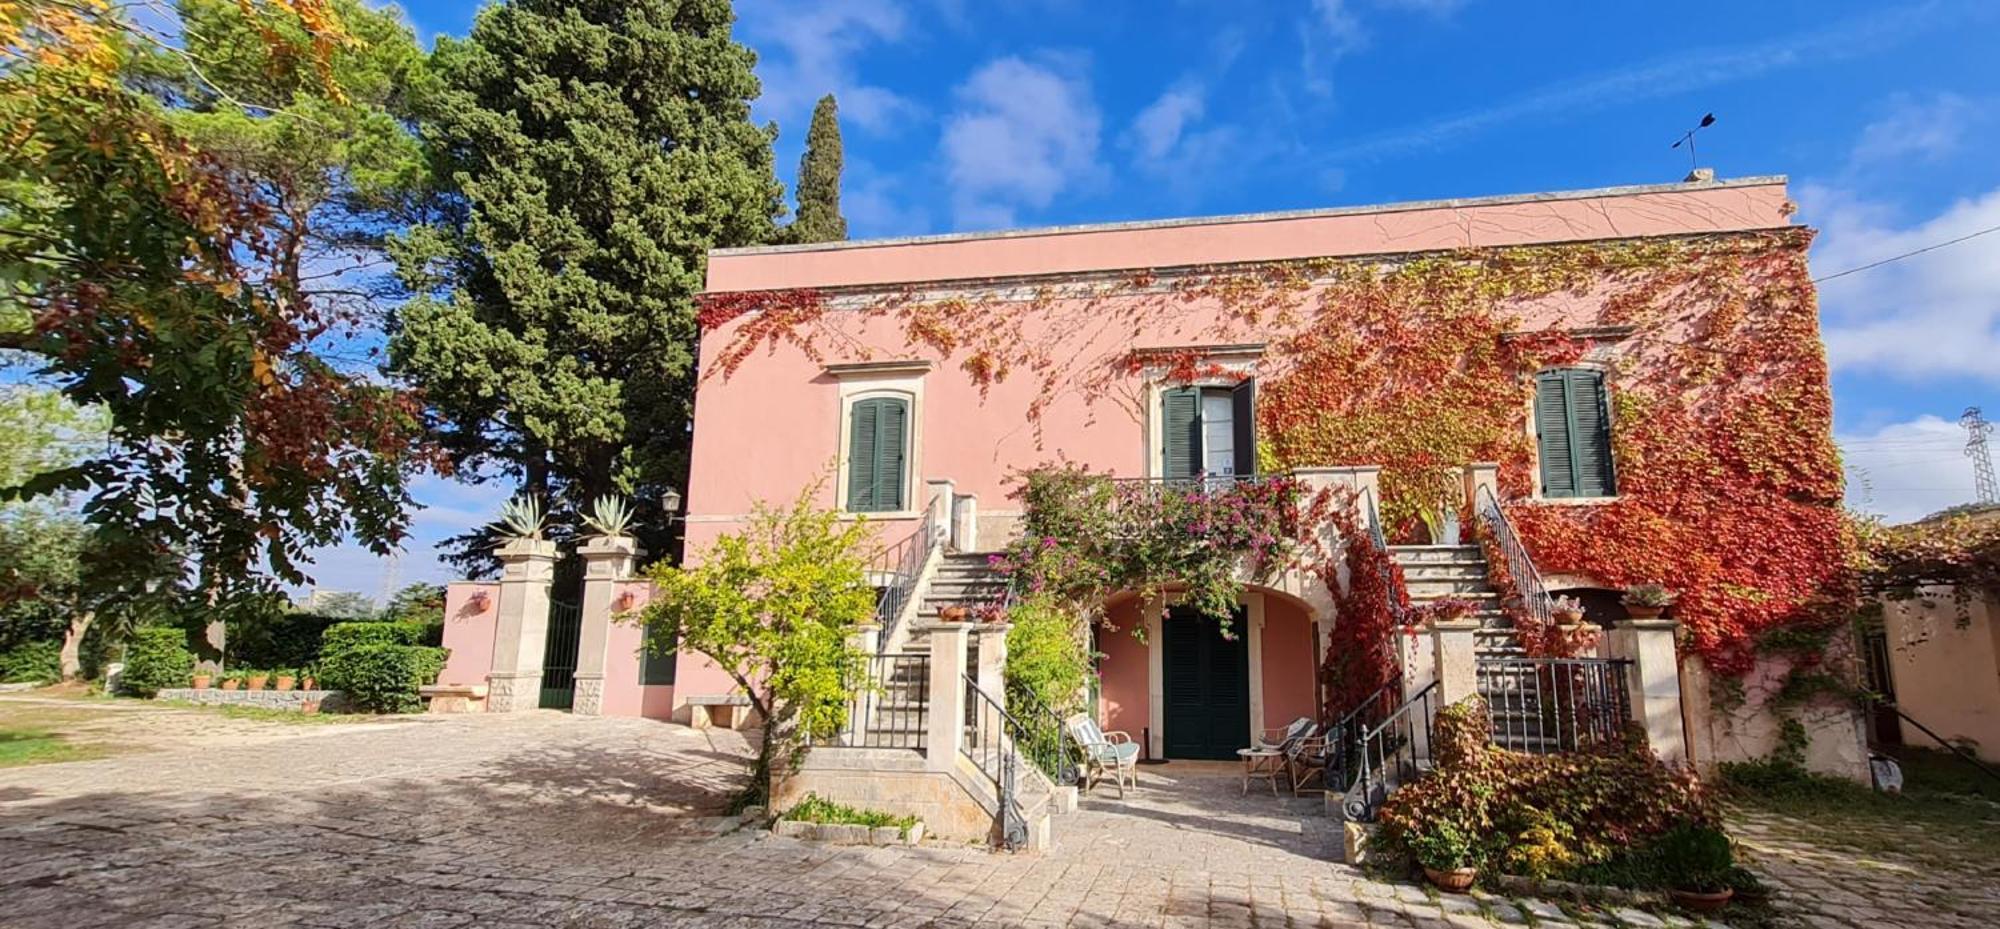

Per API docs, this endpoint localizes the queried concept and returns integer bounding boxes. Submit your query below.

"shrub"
[120,626,196,697]
[1650,824,1734,893]
[0,640,61,683]
[225,611,348,670]
[318,642,448,713]
[1003,594,1092,714]
[319,621,427,654]
[1405,817,1478,871]
[780,793,918,837]
[1375,697,1715,885]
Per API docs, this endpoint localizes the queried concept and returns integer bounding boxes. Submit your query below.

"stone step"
[1399,562,1489,581]
[1388,545,1482,564]
[1402,578,1495,596]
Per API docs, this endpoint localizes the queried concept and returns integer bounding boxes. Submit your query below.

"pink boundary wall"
[439,582,498,689]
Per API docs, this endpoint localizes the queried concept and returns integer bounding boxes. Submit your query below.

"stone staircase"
[1389,544,1524,660]
[913,552,1011,630]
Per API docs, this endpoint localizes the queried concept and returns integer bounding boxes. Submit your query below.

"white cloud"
[1804,182,2000,383]
[1130,85,1205,164]
[941,56,1102,229]
[1123,82,1246,196]
[1839,416,1979,524]
[1851,92,1979,166]
[736,0,921,135]
[1308,0,1366,55]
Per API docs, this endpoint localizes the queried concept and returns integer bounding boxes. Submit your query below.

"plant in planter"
[1551,594,1586,624]
[274,669,297,691]
[300,665,318,691]
[938,605,970,623]
[1653,824,1736,913]
[221,671,243,691]
[1408,817,1480,892]
[1621,584,1676,620]
[582,494,636,537]
[1413,597,1481,626]
[246,670,270,691]
[192,671,213,690]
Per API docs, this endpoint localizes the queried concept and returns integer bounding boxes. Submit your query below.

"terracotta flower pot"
[301,677,316,691]
[247,674,269,691]
[192,675,212,690]
[301,700,321,715]
[1670,888,1734,914]
[275,676,296,692]
[222,679,240,691]
[1423,867,1477,893]
[1625,605,1666,620]
[939,605,970,623]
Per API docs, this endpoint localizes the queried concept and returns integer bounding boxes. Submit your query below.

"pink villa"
[441,174,1867,846]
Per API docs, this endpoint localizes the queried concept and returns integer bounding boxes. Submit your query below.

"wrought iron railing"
[869,505,943,646]
[828,653,931,750]
[1326,673,1405,801]
[1473,484,1553,636]
[1868,696,2000,786]
[1476,657,1632,753]
[1342,680,1438,822]
[961,673,1030,849]
[1003,684,1081,786]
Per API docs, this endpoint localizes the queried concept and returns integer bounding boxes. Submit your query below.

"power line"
[1812,222,2000,284]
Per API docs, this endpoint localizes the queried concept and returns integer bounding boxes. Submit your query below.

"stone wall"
[156,689,351,713]
[770,748,998,845]
[1680,653,1870,782]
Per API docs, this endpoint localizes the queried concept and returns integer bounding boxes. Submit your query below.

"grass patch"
[779,793,918,837]
[1721,754,2000,866]
[0,728,109,767]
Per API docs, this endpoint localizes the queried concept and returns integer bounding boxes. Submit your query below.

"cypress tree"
[389,0,783,566]
[789,94,848,244]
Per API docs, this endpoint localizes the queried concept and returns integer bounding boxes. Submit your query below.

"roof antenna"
[1671,113,1716,182]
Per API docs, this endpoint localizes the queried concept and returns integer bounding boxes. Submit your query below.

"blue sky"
[302,0,2000,598]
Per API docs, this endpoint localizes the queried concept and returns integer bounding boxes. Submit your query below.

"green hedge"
[319,622,447,713]
[225,611,349,670]
[0,640,61,683]
[121,626,195,697]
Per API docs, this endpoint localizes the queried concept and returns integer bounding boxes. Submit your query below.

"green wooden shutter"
[875,398,907,510]
[1231,380,1257,477]
[1567,370,1616,497]
[1535,369,1615,498]
[1162,387,1200,479]
[847,397,908,512]
[847,399,880,510]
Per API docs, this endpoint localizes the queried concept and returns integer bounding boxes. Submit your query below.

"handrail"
[1326,673,1405,799]
[828,652,930,750]
[961,673,1030,849]
[1005,681,1081,786]
[871,496,945,646]
[1871,697,2000,786]
[1473,484,1554,637]
[1477,656,1632,753]
[1343,680,1439,822]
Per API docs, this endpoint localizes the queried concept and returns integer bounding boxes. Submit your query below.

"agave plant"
[495,494,546,541]
[582,494,635,537]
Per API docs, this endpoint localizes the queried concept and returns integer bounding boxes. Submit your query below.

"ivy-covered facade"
[677,176,1850,761]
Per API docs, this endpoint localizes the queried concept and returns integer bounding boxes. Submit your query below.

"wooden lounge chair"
[1065,713,1139,797]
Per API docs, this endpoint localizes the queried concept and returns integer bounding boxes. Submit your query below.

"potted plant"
[1622,584,1676,620]
[274,668,296,691]
[300,665,317,691]
[1654,825,1736,913]
[1551,594,1586,624]
[938,605,970,623]
[1408,818,1479,892]
[221,671,242,691]
[246,670,269,691]
[192,671,213,690]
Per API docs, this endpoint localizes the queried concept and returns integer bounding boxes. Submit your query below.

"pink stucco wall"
[598,581,668,719]
[439,582,498,689]
[685,179,1795,544]
[1097,597,1149,739]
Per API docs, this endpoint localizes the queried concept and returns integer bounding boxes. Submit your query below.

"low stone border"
[772,818,925,847]
[1491,873,1670,908]
[157,688,350,712]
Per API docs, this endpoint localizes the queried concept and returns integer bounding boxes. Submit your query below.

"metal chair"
[1064,713,1139,797]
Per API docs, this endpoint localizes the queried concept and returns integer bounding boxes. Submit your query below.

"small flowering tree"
[636,486,876,804]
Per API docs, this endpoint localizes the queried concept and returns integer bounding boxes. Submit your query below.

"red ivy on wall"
[699,230,1852,675]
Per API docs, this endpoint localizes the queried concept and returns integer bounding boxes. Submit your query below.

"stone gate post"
[487,538,559,713]
[1605,618,1688,765]
[572,535,640,716]
[927,625,971,772]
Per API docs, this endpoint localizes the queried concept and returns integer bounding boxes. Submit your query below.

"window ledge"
[839,511,923,521]
[1528,495,1621,507]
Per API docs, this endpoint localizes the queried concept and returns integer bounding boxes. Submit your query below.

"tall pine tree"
[789,94,847,244]
[390,0,784,566]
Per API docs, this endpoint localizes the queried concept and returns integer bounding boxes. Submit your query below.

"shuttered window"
[846,396,909,512]
[1161,381,1257,480]
[640,642,676,685]
[1535,369,1616,498]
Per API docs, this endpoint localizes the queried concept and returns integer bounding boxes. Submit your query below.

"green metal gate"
[539,600,583,710]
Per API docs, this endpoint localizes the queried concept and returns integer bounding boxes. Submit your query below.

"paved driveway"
[1,697,1989,928]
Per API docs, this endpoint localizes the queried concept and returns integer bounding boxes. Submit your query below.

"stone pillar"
[925,478,956,547]
[973,624,1010,750]
[572,535,640,716]
[1461,462,1499,512]
[487,538,559,713]
[1430,618,1480,707]
[926,624,971,772]
[952,493,980,554]
[1605,618,1687,765]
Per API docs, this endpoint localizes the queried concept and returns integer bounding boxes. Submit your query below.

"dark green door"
[539,601,582,710]
[1162,606,1250,760]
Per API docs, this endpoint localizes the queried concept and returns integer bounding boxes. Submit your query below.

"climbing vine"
[702,229,1852,676]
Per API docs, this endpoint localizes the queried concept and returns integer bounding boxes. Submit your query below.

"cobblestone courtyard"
[1,696,1994,928]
